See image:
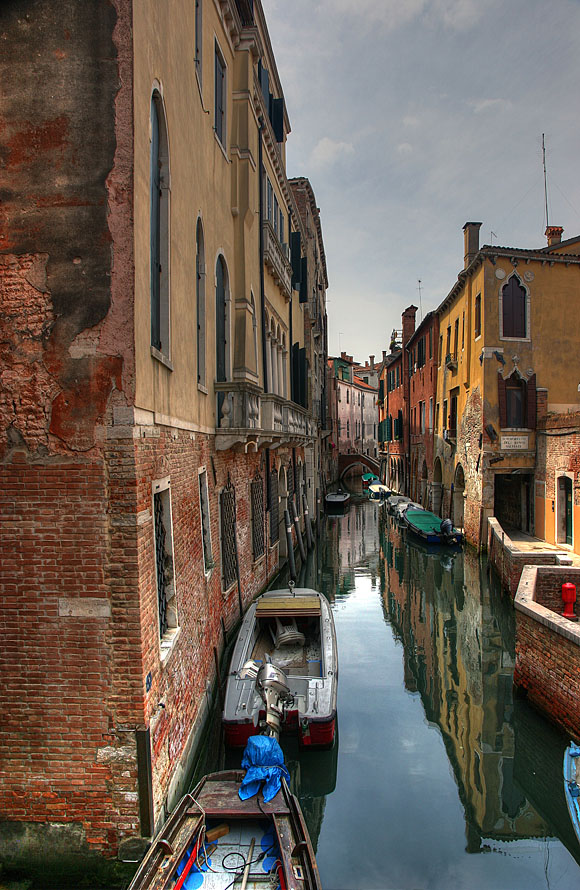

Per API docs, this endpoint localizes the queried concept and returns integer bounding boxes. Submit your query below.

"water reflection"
[310,498,580,888]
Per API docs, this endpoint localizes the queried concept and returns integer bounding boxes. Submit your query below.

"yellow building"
[435,223,580,548]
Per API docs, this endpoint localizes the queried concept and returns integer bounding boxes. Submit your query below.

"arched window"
[502,275,527,339]
[250,293,258,376]
[196,220,206,386]
[150,91,170,355]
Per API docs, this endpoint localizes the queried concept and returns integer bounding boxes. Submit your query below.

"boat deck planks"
[255,596,321,617]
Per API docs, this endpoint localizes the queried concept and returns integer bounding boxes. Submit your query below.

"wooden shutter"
[527,373,536,429]
[299,256,308,303]
[290,231,301,289]
[271,97,284,142]
[498,372,507,428]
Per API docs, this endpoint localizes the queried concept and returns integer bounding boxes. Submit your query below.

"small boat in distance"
[223,583,338,748]
[403,506,463,545]
[564,741,580,844]
[325,488,350,511]
[361,472,379,488]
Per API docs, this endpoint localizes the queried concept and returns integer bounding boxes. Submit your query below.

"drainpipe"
[258,118,268,394]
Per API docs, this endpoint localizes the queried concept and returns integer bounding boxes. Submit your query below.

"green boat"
[402,507,462,545]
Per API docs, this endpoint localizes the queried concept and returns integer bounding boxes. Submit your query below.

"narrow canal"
[213,490,580,889]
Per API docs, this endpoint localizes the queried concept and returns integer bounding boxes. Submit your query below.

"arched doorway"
[453,464,465,530]
[432,458,443,516]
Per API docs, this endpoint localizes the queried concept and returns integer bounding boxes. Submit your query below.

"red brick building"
[378,306,417,493]
[407,311,439,505]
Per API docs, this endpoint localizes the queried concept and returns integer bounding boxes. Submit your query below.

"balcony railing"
[263,220,292,300]
[215,384,315,450]
[445,352,457,370]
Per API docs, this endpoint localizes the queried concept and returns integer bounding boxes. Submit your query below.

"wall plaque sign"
[501,434,529,450]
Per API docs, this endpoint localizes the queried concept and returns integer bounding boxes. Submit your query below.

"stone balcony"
[263,220,292,300]
[215,383,315,451]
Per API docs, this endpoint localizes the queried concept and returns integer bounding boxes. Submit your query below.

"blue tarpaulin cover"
[238,735,290,802]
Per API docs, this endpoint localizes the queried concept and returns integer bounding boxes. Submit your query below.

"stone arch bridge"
[338,452,381,481]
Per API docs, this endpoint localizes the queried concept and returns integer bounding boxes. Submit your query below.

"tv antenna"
[542,133,549,229]
[417,279,423,322]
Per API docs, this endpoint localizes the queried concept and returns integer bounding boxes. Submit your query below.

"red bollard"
[562,582,577,620]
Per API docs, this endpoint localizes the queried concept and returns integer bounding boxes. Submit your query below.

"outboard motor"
[239,656,293,738]
[441,518,454,543]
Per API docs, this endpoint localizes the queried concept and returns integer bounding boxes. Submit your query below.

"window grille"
[199,470,213,572]
[220,480,237,590]
[251,471,265,560]
[269,468,279,544]
[154,491,169,638]
[287,459,294,510]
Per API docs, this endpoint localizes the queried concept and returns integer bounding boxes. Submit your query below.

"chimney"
[382,350,387,361]
[402,305,417,347]
[545,225,564,247]
[341,351,346,360]
[369,354,375,368]
[463,222,482,269]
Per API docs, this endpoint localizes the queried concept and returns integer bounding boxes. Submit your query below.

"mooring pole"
[284,508,296,581]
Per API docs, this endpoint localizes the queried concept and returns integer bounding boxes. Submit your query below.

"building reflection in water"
[376,509,579,864]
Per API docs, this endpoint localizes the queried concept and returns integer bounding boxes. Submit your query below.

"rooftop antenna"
[490,230,497,245]
[542,133,549,229]
[417,279,423,322]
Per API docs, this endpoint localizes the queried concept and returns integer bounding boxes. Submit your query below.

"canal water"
[219,490,580,889]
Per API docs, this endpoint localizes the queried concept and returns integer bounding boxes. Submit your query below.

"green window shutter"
[270,97,284,142]
[299,256,308,303]
[290,231,301,289]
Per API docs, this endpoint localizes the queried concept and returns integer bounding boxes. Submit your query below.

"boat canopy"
[406,509,446,535]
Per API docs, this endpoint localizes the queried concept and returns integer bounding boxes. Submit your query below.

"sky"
[262,0,580,364]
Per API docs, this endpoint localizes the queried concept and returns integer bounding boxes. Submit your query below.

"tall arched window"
[502,275,527,339]
[196,219,206,386]
[150,91,170,356]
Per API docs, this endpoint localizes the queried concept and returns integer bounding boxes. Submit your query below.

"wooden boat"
[368,482,391,501]
[127,768,322,890]
[564,741,580,843]
[324,488,350,510]
[402,506,462,545]
[223,586,338,748]
[361,472,379,489]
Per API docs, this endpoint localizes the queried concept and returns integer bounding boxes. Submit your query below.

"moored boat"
[402,506,462,545]
[325,488,350,511]
[361,472,379,488]
[128,757,320,890]
[368,482,391,501]
[223,584,338,748]
[564,741,580,843]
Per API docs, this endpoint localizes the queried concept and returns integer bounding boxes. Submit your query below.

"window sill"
[252,554,266,568]
[499,336,531,343]
[160,626,181,663]
[222,580,237,599]
[151,346,174,371]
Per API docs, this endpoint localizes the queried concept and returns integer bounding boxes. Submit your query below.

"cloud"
[397,142,414,156]
[469,97,513,114]
[310,136,355,169]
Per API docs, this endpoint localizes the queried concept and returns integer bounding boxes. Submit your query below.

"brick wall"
[514,565,580,742]
[488,518,563,596]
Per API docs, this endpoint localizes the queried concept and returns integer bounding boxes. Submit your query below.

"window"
[346,420,350,437]
[438,335,443,366]
[196,219,206,386]
[417,336,425,368]
[153,478,177,643]
[199,470,213,572]
[420,401,425,434]
[150,91,170,356]
[346,389,349,403]
[214,42,226,146]
[461,312,465,350]
[216,255,229,419]
[429,327,433,359]
[266,178,273,222]
[474,293,481,338]
[505,378,524,427]
[502,275,527,339]
[446,325,451,356]
[250,472,265,561]
[273,195,279,237]
[453,319,459,358]
[449,394,458,438]
[195,0,202,82]
[429,397,433,432]
[220,481,237,591]
[396,365,400,387]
